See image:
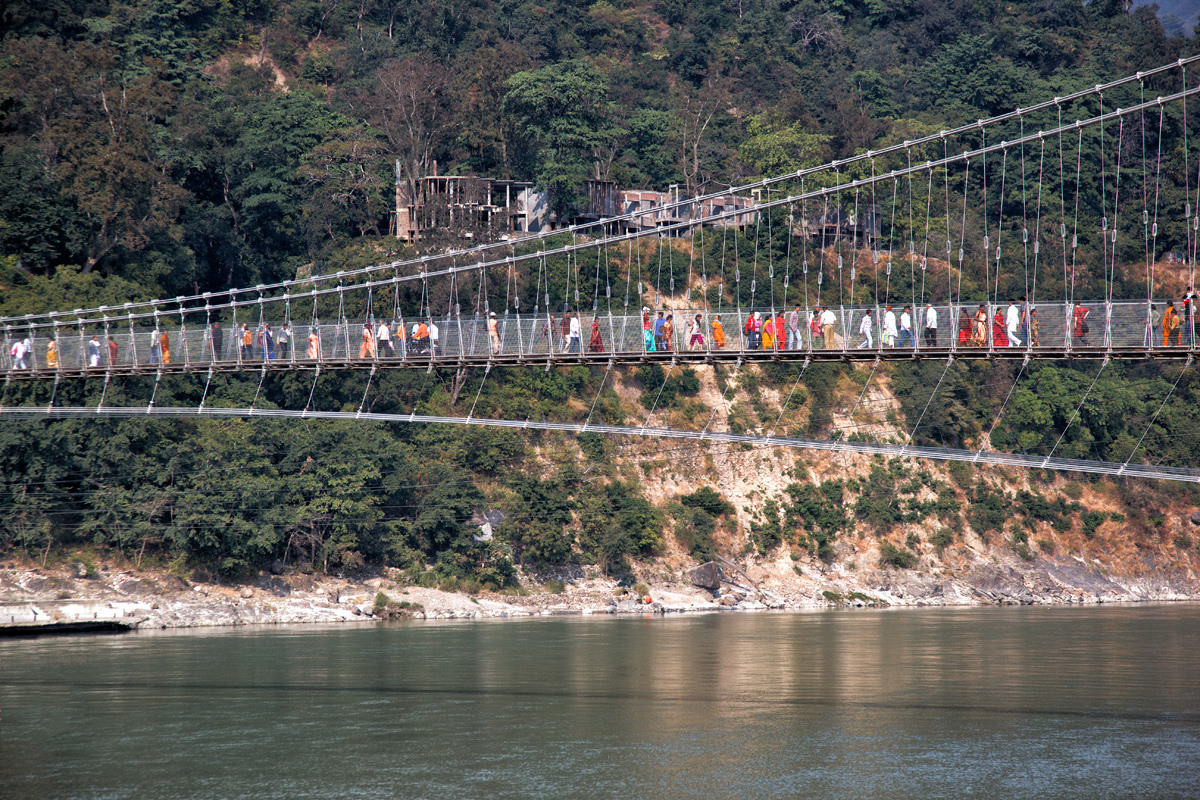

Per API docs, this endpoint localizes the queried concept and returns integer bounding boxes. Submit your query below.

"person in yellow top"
[307,328,320,359]
[1164,302,1181,346]
[45,340,57,368]
[160,329,170,364]
[761,315,774,349]
[712,315,725,349]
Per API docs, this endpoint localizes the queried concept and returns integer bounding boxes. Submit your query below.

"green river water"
[1,605,1198,799]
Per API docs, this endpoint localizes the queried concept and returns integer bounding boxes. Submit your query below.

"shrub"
[947,460,974,490]
[905,532,921,550]
[373,592,391,615]
[749,498,784,555]
[633,582,650,598]
[879,542,917,569]
[680,486,734,517]
[1175,534,1192,550]
[544,579,566,594]
[822,590,843,602]
[1037,538,1056,554]
[1011,531,1034,560]
[1081,511,1107,539]
[577,432,607,462]
[1063,483,1083,500]
[929,529,954,553]
[968,483,1009,536]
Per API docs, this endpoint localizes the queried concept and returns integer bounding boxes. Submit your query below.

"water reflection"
[1,606,1198,799]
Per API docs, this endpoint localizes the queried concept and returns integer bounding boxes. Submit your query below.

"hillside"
[2,1,1200,607]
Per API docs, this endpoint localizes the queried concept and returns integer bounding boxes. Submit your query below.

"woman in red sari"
[991,309,1008,347]
[587,319,604,353]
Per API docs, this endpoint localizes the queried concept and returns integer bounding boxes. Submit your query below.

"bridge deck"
[1,345,1192,383]
[3,302,1196,382]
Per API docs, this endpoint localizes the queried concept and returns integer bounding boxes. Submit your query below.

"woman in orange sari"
[160,329,170,364]
[360,324,376,358]
[712,315,725,349]
[1164,302,1180,346]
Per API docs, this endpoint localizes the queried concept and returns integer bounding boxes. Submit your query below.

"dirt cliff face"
[603,359,1200,606]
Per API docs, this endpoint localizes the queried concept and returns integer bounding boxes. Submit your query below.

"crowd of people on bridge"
[8,288,1200,371]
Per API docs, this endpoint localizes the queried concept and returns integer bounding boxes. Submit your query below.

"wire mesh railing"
[3,299,1197,376]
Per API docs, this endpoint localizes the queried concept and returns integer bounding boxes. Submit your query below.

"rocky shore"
[2,547,1198,632]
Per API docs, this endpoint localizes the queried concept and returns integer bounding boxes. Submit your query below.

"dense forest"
[2,0,1199,583]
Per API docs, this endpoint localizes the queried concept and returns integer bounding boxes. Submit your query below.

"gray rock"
[270,559,286,575]
[240,587,254,599]
[685,561,723,590]
[1190,509,1200,526]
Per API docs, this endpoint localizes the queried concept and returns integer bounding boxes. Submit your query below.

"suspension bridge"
[4,57,1200,482]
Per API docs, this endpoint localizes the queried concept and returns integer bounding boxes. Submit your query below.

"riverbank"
[2,545,1198,631]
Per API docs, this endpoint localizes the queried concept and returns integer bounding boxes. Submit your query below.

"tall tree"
[502,59,624,217]
[361,54,453,222]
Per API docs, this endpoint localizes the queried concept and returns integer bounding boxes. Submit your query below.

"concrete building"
[391,162,550,241]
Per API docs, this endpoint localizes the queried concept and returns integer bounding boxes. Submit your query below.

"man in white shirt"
[899,306,914,348]
[1006,301,1022,346]
[568,312,581,353]
[883,305,897,347]
[11,336,28,369]
[857,310,873,349]
[820,307,837,350]
[376,320,392,357]
[924,303,938,346]
[429,320,440,355]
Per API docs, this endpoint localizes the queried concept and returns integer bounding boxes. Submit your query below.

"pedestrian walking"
[1163,302,1180,346]
[1074,303,1092,346]
[1144,304,1160,348]
[787,306,801,349]
[488,311,501,355]
[689,314,705,350]
[924,303,938,346]
[899,306,914,348]
[360,323,375,358]
[588,319,604,353]
[821,307,837,349]
[567,312,581,353]
[1006,300,1022,346]
[712,315,725,349]
[858,310,874,349]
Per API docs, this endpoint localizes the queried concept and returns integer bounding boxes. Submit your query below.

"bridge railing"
[2,299,1197,375]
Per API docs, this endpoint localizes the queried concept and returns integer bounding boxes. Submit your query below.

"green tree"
[502,59,624,218]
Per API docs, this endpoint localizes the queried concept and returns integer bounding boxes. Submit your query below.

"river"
[1,605,1198,799]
